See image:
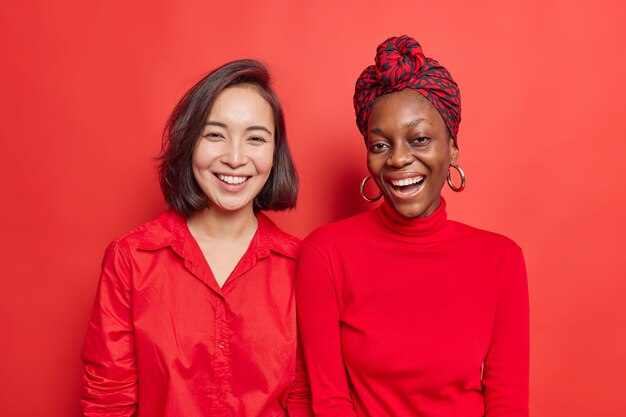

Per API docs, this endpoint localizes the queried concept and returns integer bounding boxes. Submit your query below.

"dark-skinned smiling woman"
[296,36,529,417]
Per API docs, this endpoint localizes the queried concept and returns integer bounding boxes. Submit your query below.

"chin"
[389,198,438,219]
[212,199,254,213]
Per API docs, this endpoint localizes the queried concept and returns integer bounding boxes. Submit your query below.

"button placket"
[212,297,231,410]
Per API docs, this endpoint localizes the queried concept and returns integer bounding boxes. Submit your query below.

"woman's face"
[367,89,458,219]
[192,84,275,214]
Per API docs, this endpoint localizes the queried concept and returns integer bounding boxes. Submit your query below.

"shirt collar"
[255,211,300,259]
[137,211,299,260]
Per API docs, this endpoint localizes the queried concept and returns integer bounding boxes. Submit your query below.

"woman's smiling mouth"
[216,174,250,185]
[386,175,425,195]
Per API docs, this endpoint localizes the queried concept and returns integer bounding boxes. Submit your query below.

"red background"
[1,1,625,416]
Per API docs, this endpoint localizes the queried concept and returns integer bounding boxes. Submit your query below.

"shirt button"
[218,341,226,349]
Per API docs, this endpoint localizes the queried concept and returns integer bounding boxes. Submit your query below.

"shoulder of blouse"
[256,211,301,260]
[105,210,183,252]
[96,211,189,260]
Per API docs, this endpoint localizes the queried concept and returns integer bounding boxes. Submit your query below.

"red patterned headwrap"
[354,35,461,143]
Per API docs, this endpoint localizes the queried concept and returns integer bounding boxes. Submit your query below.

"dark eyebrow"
[369,126,385,136]
[403,118,427,128]
[205,121,272,135]
[205,121,227,128]
[245,125,272,135]
[369,118,428,136]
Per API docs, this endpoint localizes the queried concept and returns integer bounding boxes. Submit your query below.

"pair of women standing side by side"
[81,60,312,416]
[81,39,529,417]
[296,36,529,416]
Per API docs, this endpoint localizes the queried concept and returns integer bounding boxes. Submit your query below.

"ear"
[449,138,459,165]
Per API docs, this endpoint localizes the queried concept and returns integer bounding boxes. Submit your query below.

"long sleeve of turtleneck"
[296,199,528,417]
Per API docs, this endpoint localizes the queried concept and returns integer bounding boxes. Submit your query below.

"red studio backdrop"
[1,1,625,416]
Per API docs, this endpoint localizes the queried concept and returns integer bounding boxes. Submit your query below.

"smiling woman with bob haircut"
[296,36,529,416]
[81,59,312,416]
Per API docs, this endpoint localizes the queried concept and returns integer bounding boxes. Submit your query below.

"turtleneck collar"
[373,197,453,242]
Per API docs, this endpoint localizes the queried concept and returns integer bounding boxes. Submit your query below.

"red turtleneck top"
[296,199,528,417]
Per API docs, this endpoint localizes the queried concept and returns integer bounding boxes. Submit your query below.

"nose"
[222,139,247,168]
[386,142,413,168]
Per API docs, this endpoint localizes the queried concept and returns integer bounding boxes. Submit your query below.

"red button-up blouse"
[81,211,312,417]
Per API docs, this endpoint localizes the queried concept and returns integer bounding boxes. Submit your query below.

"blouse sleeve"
[483,245,530,416]
[80,241,138,416]
[296,240,357,417]
[286,336,314,416]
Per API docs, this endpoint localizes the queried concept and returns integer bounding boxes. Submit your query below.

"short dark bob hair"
[157,59,298,217]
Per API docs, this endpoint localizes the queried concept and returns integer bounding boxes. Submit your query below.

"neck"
[186,205,258,240]
[375,197,450,240]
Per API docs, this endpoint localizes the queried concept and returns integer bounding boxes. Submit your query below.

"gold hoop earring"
[360,176,382,202]
[447,164,466,192]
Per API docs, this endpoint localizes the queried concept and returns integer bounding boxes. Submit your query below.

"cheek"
[426,147,452,176]
[366,156,387,190]
[255,146,275,174]
[191,152,204,177]
[191,142,215,167]
[366,154,382,176]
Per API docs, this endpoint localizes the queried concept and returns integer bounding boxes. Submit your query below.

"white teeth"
[217,174,249,185]
[390,176,424,187]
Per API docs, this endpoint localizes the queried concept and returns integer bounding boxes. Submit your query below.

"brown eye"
[248,136,267,144]
[369,142,388,153]
[202,132,224,140]
[412,136,430,145]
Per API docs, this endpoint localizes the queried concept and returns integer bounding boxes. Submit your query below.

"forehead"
[368,89,444,129]
[209,84,273,119]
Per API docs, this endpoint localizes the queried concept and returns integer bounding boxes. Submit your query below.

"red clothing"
[296,199,529,417]
[81,211,312,417]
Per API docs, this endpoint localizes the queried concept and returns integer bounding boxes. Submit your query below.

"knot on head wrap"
[354,35,461,143]
[375,36,425,87]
